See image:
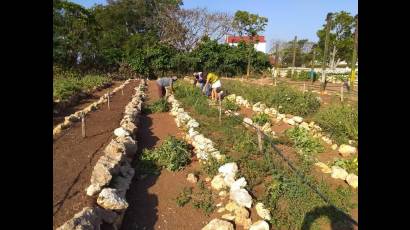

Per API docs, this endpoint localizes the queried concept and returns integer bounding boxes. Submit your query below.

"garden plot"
[173,81,358,230]
[53,79,140,229]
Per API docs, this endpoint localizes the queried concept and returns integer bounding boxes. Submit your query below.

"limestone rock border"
[56,79,147,230]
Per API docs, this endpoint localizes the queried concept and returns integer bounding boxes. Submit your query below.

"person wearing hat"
[156,76,177,98]
[203,72,222,101]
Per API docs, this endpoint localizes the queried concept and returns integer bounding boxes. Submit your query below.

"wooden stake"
[81,115,86,138]
[341,85,344,102]
[219,98,222,124]
[257,128,263,153]
[303,82,306,93]
[107,91,110,110]
[121,88,124,95]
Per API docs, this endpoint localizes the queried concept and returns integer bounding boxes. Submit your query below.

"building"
[226,35,266,53]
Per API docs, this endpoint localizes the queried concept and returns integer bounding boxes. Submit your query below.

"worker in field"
[156,76,177,98]
[309,68,317,84]
[193,72,205,91]
[203,72,222,101]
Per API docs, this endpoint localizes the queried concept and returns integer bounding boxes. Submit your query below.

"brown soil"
[121,81,214,230]
[53,80,140,229]
[53,80,124,128]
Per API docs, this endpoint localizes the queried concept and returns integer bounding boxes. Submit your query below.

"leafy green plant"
[176,187,193,207]
[313,104,358,145]
[332,157,358,175]
[222,98,240,111]
[286,126,324,156]
[200,156,228,177]
[141,136,191,172]
[252,113,270,126]
[146,98,170,113]
[192,181,215,215]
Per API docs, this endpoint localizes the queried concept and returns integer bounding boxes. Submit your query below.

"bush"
[192,181,216,215]
[53,77,83,101]
[332,157,358,175]
[223,80,321,116]
[313,104,358,145]
[286,126,324,156]
[141,136,191,172]
[252,113,270,126]
[146,98,170,113]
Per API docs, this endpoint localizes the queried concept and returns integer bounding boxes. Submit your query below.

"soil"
[53,80,124,128]
[53,80,140,229]
[120,81,214,230]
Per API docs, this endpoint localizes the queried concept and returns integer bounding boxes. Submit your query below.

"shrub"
[141,136,191,172]
[146,98,170,113]
[176,187,192,207]
[313,104,358,145]
[252,113,270,126]
[192,181,215,215]
[332,157,358,175]
[53,77,83,101]
[286,126,324,156]
[222,98,240,111]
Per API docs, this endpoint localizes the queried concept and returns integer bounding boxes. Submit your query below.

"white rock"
[346,173,358,189]
[187,173,198,183]
[292,116,303,123]
[286,119,296,126]
[331,144,338,150]
[217,207,226,213]
[331,166,349,180]
[97,188,128,210]
[218,162,238,178]
[86,184,101,196]
[211,174,227,190]
[219,191,227,197]
[221,214,236,221]
[230,177,247,191]
[223,174,236,187]
[255,202,271,220]
[243,117,253,126]
[314,162,332,174]
[249,220,270,230]
[299,122,310,130]
[202,219,234,230]
[338,144,357,157]
[114,127,130,137]
[230,188,252,208]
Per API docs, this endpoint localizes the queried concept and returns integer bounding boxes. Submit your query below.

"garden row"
[57,80,147,230]
[53,79,133,139]
[172,81,357,230]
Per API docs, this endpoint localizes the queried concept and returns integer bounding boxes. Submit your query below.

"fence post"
[81,114,86,138]
[341,85,344,102]
[107,91,111,110]
[121,88,124,96]
[303,82,306,93]
[257,127,263,153]
[219,97,222,124]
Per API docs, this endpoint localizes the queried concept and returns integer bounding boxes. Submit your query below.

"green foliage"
[223,80,321,116]
[222,98,240,111]
[141,136,191,172]
[174,82,219,116]
[192,181,216,215]
[332,157,358,175]
[252,113,270,126]
[286,127,324,156]
[175,187,192,207]
[313,104,358,145]
[200,156,225,177]
[146,98,170,113]
[292,70,311,81]
[53,69,111,101]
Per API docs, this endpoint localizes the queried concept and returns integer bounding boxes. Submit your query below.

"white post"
[303,83,306,93]
[107,91,110,110]
[81,115,86,138]
[121,88,124,96]
[341,85,344,102]
[257,128,263,153]
[219,97,222,124]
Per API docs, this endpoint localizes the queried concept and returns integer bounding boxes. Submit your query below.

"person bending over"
[156,76,177,98]
[203,72,222,101]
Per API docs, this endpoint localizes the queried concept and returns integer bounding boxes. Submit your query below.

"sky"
[70,0,357,52]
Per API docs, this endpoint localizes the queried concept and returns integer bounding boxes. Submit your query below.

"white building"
[226,35,267,53]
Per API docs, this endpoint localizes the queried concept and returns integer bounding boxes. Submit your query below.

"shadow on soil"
[301,205,356,230]
[120,113,161,230]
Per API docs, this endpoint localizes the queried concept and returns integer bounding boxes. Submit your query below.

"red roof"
[226,36,266,44]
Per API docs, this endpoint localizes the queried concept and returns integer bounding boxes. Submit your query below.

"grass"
[53,69,111,101]
[286,126,325,157]
[145,98,170,113]
[252,113,270,126]
[175,187,193,207]
[174,80,356,229]
[137,136,191,172]
[222,98,240,111]
[332,157,358,175]
[222,79,321,117]
[313,104,358,145]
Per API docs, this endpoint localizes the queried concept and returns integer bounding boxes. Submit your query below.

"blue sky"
[70,0,357,51]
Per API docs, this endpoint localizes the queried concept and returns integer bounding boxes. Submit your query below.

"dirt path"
[53,80,124,128]
[121,81,214,230]
[53,80,140,229]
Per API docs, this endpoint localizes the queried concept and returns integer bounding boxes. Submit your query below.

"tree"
[233,10,268,78]
[316,11,355,68]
